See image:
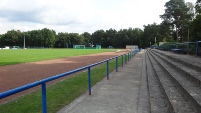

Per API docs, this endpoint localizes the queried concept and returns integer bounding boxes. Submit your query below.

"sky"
[0,0,195,34]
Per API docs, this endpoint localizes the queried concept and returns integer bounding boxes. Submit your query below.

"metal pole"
[88,67,91,95]
[116,57,118,72]
[128,53,129,60]
[106,60,109,80]
[133,51,135,56]
[125,54,127,64]
[155,37,156,45]
[187,43,190,54]
[128,53,129,62]
[196,41,198,56]
[24,34,25,49]
[121,55,123,67]
[130,52,132,60]
[42,83,47,113]
[177,28,178,42]
[188,28,189,42]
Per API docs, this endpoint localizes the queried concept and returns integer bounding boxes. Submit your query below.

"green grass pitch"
[0,49,115,66]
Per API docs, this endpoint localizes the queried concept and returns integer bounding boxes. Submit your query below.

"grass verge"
[0,57,126,113]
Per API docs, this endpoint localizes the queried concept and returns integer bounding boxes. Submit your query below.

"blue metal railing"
[196,41,201,56]
[0,49,140,113]
[157,41,201,56]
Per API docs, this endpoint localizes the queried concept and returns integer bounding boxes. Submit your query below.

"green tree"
[105,28,117,48]
[127,28,143,46]
[0,34,2,47]
[1,30,22,47]
[158,22,174,42]
[141,23,159,48]
[160,0,192,42]
[41,28,56,48]
[186,2,195,19]
[68,33,84,46]
[190,14,201,41]
[114,29,128,48]
[28,30,42,47]
[91,30,106,47]
[195,0,201,14]
[55,32,67,48]
[81,32,91,46]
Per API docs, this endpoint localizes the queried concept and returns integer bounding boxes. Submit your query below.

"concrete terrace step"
[145,52,173,113]
[152,49,201,72]
[137,50,151,113]
[147,50,197,113]
[148,49,201,112]
[151,49,201,87]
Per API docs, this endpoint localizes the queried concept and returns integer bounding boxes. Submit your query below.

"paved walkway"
[57,50,145,113]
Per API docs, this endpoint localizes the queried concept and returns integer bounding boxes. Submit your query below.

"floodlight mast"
[24,33,25,49]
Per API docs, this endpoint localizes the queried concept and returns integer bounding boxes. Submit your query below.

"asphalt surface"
[57,50,144,113]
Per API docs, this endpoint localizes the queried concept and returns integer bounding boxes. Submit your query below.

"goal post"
[74,45,85,49]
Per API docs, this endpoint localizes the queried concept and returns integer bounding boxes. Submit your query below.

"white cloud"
[0,0,196,34]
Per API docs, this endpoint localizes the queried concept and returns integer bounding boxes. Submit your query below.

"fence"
[158,41,201,55]
[0,50,140,113]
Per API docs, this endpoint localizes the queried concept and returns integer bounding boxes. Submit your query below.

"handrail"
[196,41,201,55]
[158,41,201,55]
[0,66,88,98]
[0,49,140,113]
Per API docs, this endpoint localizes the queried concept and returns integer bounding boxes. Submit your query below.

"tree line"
[0,0,201,49]
[0,28,144,48]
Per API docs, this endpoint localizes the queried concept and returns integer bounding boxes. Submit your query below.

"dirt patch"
[0,51,129,104]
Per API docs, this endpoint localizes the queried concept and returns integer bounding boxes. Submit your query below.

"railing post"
[106,60,109,80]
[130,52,132,59]
[187,43,190,54]
[128,53,130,62]
[88,67,91,95]
[131,51,133,57]
[116,57,118,72]
[196,41,198,56]
[125,54,127,64]
[121,55,123,67]
[130,52,132,60]
[133,51,135,57]
[134,51,135,56]
[42,83,47,113]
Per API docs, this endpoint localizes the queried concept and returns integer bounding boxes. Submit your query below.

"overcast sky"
[0,0,195,34]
